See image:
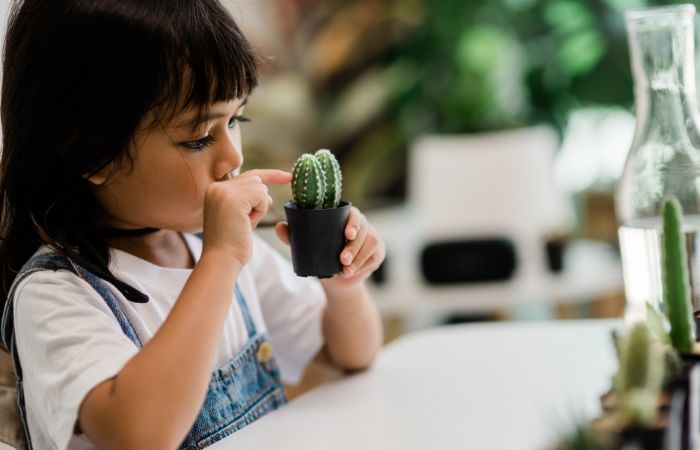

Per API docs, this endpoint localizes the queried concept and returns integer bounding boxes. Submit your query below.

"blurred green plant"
[303,0,695,202]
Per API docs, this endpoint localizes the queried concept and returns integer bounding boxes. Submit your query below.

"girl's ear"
[82,169,109,186]
[84,173,107,185]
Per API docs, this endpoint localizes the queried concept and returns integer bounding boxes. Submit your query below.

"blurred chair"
[408,125,573,284]
[365,125,622,327]
[409,125,571,243]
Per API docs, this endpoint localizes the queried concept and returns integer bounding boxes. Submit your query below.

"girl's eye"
[228,115,250,129]
[181,135,216,152]
[180,115,250,152]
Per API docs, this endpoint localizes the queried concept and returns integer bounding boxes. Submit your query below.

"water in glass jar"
[619,215,700,323]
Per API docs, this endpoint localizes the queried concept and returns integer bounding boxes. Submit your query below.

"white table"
[212,319,621,450]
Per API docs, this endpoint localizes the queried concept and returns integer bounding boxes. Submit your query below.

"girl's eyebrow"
[173,96,249,129]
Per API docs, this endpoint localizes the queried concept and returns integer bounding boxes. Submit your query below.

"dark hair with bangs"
[0,0,259,321]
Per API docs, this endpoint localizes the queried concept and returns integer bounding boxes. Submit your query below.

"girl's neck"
[108,229,195,269]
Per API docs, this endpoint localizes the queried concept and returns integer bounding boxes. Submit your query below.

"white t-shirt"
[11,233,327,450]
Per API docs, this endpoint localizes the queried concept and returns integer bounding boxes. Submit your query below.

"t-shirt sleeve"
[13,269,139,450]
[249,235,327,385]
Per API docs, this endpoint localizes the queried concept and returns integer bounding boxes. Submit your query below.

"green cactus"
[619,389,659,428]
[292,154,326,209]
[613,322,665,427]
[661,196,695,354]
[615,322,664,393]
[315,149,342,209]
[291,150,343,210]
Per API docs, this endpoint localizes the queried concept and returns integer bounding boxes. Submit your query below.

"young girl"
[0,1,385,449]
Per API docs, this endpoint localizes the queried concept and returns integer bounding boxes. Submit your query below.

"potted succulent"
[283,149,352,278]
[659,196,700,450]
[565,198,700,450]
[592,322,685,450]
[599,196,700,450]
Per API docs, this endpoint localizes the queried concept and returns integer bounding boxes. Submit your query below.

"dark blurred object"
[443,313,498,324]
[420,238,517,285]
[545,239,567,273]
[370,255,388,285]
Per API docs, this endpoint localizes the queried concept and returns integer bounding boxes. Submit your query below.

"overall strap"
[234,284,257,339]
[1,252,143,364]
[196,234,257,339]
[0,252,143,450]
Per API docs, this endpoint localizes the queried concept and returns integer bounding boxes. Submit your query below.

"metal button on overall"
[257,341,273,365]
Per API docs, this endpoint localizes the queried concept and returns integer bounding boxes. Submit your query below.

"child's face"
[89,97,248,233]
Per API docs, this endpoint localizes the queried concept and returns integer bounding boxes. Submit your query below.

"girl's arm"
[318,281,383,370]
[78,170,290,450]
[276,206,385,371]
[77,250,241,450]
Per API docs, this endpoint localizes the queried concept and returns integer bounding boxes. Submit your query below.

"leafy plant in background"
[297,0,680,203]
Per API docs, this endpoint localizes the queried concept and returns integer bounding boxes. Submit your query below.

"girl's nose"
[215,134,244,180]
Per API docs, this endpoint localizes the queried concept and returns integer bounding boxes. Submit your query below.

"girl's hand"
[275,206,386,291]
[203,169,292,268]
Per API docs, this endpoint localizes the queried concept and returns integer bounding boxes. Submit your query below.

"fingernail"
[341,251,352,264]
[348,228,357,239]
[346,265,355,275]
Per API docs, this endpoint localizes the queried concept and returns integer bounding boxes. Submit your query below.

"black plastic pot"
[591,416,669,450]
[283,201,351,278]
[672,354,700,450]
[592,388,686,450]
[620,425,671,450]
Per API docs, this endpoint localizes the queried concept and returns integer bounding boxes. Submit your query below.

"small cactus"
[292,154,326,209]
[315,149,342,209]
[619,389,659,427]
[661,196,695,353]
[613,322,665,427]
[615,322,664,394]
[291,150,343,209]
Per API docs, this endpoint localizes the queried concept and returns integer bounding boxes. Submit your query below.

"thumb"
[275,222,290,246]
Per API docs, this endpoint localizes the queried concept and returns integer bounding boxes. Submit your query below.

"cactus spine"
[292,154,326,209]
[291,150,343,209]
[315,149,342,209]
[662,196,695,353]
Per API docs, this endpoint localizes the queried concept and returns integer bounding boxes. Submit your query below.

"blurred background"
[219,0,678,393]
[229,0,639,208]
[224,0,657,329]
[0,0,696,393]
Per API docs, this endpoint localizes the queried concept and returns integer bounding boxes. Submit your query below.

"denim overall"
[0,251,288,449]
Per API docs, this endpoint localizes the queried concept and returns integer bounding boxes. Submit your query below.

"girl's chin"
[182,216,205,234]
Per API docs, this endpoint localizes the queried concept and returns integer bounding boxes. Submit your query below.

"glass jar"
[616,4,700,323]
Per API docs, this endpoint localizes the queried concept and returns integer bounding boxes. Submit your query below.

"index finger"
[241,169,293,185]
